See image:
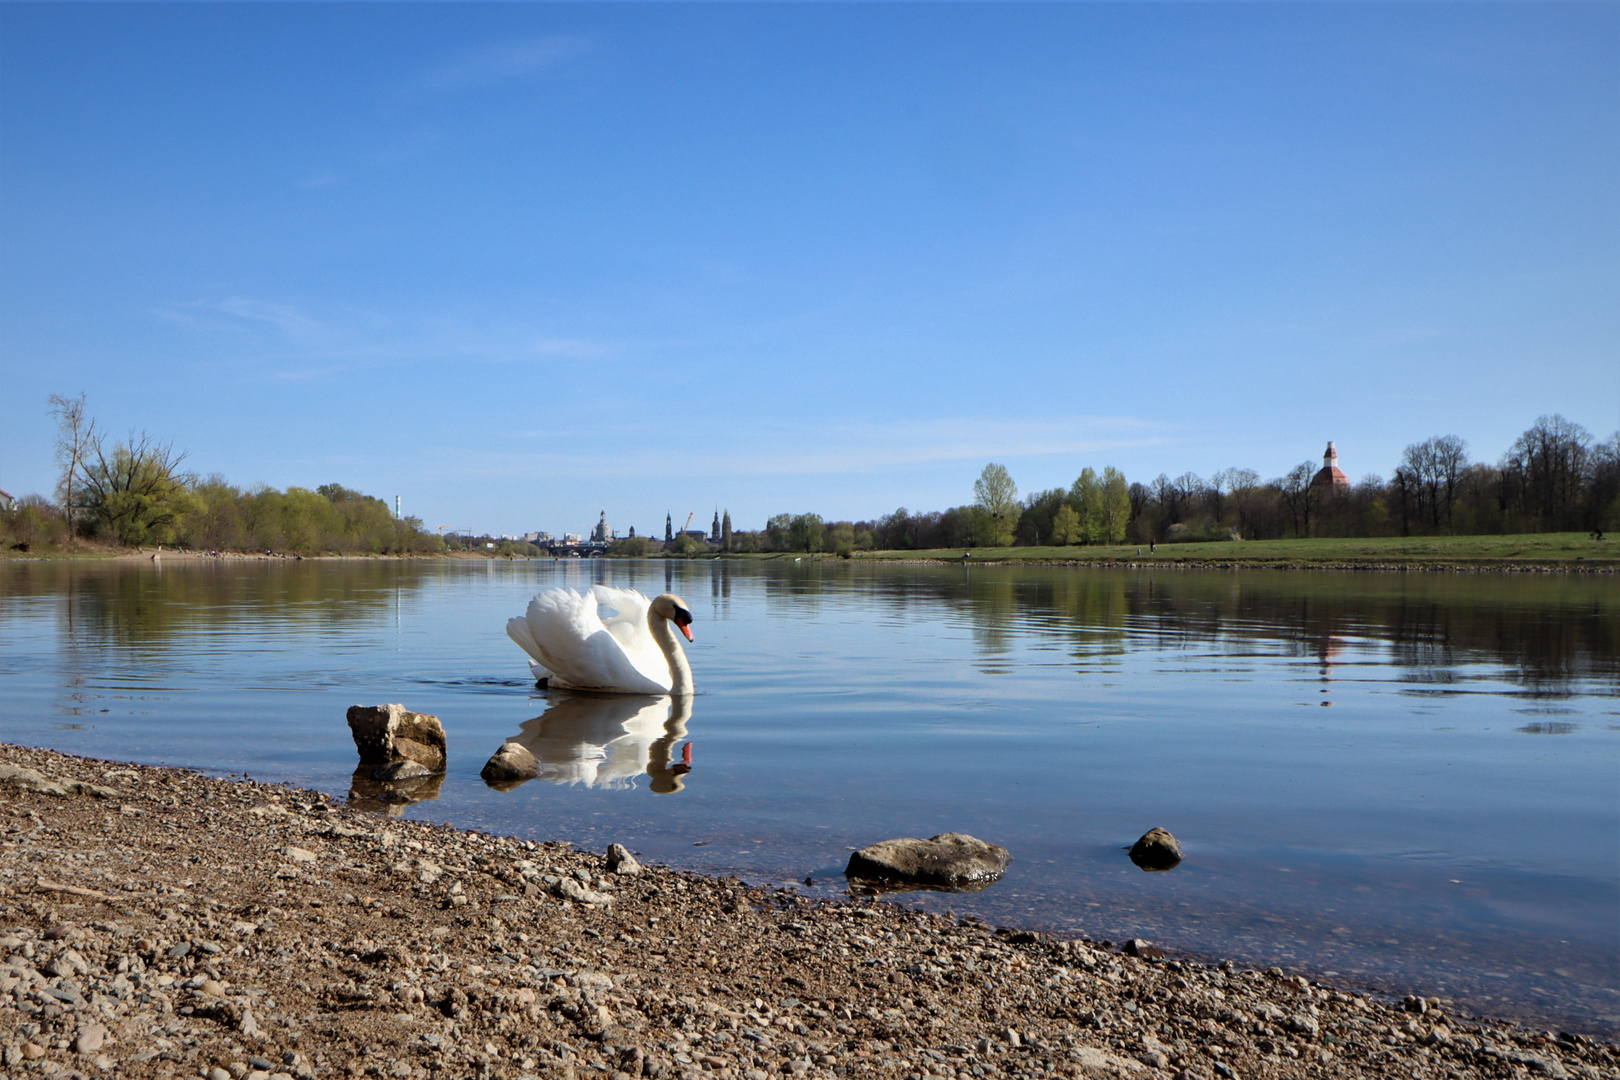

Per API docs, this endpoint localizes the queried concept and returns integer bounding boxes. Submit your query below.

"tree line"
[722,414,1619,554]
[0,394,443,554]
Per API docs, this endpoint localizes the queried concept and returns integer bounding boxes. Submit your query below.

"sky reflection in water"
[0,558,1616,1035]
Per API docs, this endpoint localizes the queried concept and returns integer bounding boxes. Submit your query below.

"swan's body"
[506,586,694,695]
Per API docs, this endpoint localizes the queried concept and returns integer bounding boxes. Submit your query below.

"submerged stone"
[1129,827,1182,872]
[845,832,1010,890]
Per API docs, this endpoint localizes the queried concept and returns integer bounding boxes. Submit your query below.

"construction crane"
[683,512,695,534]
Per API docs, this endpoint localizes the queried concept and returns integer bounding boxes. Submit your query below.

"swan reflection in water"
[481,693,694,795]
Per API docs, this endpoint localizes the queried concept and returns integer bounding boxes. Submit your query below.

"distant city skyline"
[2,4,1615,534]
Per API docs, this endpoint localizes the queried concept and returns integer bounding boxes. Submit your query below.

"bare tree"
[1215,467,1260,536]
[1503,415,1592,531]
[1401,435,1470,530]
[48,392,100,539]
[1277,462,1316,537]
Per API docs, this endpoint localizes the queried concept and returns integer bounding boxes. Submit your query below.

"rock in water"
[1129,827,1182,872]
[845,833,1011,890]
[346,704,447,769]
[480,741,539,787]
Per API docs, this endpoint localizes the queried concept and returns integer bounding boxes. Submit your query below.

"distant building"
[710,510,721,544]
[665,513,673,543]
[0,488,16,512]
[591,511,610,543]
[627,525,636,539]
[681,529,708,542]
[1311,442,1350,490]
[563,533,583,544]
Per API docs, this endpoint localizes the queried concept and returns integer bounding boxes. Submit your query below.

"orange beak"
[679,624,694,642]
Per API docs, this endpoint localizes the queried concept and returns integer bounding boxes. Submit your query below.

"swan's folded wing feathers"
[518,587,669,694]
[590,585,672,689]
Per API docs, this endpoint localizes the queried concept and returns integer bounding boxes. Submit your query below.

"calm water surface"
[1,559,1616,1035]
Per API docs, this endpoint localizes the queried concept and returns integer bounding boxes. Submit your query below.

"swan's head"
[651,593,695,642]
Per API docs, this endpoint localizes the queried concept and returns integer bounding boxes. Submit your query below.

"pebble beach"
[0,744,1613,1080]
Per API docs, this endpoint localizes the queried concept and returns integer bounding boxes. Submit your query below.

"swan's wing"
[590,585,674,690]
[505,616,553,682]
[512,588,668,694]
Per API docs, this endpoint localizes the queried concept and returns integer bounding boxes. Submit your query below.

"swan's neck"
[649,613,694,696]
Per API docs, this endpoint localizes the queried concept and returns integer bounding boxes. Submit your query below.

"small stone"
[1000,1028,1021,1048]
[1122,938,1164,958]
[1140,1049,1169,1068]
[21,1042,46,1060]
[73,1024,107,1054]
[284,846,317,864]
[210,1070,232,1080]
[238,1006,261,1037]
[480,741,539,786]
[1129,827,1182,872]
[199,979,228,997]
[605,843,642,875]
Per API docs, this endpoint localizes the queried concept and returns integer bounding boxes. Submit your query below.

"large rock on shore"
[846,832,1011,890]
[346,704,447,770]
[1129,827,1182,872]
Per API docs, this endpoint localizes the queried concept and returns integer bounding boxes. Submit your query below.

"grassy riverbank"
[4,533,1614,571]
[2,744,1613,1079]
[839,532,1618,570]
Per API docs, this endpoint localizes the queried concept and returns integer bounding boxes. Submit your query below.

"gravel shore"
[1,744,1612,1080]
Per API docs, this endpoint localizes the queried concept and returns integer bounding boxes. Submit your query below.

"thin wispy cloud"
[483,417,1166,480]
[152,297,618,375]
[424,35,588,91]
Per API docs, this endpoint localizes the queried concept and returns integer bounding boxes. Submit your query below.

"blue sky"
[2,3,1615,537]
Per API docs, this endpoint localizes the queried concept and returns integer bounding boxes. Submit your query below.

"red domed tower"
[1310,442,1350,490]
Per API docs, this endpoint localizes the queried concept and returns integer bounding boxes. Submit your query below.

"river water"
[1,558,1615,1035]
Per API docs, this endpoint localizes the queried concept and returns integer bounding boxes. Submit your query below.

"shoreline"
[1,744,1612,1079]
[3,548,1616,574]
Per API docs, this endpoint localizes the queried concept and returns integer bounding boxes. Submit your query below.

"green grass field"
[840,532,1618,568]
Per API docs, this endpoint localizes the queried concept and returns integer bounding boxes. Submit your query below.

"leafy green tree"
[1069,467,1103,543]
[789,513,825,553]
[1051,504,1082,545]
[1100,466,1131,543]
[765,514,792,552]
[80,434,201,546]
[611,536,650,557]
[669,532,706,556]
[720,510,732,553]
[973,463,1019,546]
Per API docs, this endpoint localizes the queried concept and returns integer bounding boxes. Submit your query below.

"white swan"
[505,585,694,695]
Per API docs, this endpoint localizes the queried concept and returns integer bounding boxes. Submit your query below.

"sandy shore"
[0,744,1612,1080]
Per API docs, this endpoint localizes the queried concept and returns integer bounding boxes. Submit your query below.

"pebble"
[72,1024,106,1053]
